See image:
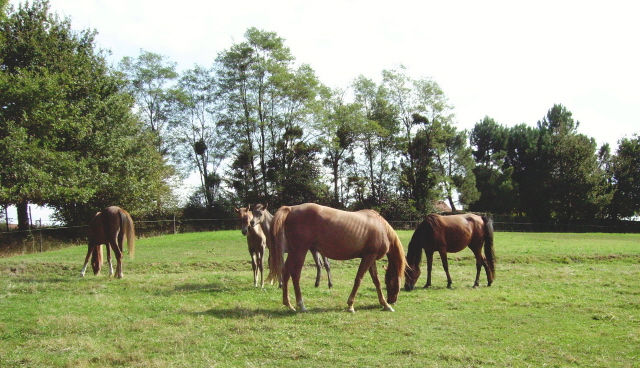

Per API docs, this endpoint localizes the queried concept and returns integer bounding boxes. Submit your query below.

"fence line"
[2,216,639,257]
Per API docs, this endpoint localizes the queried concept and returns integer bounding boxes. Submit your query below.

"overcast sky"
[6,0,640,222]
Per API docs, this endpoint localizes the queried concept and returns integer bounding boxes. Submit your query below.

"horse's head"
[404,262,421,291]
[234,206,252,236]
[250,203,267,228]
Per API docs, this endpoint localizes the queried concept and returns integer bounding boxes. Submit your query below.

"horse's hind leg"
[438,250,453,289]
[323,256,332,288]
[471,248,489,287]
[106,244,113,277]
[283,251,306,311]
[109,236,124,279]
[310,250,326,288]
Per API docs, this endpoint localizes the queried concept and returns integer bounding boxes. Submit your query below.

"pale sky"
[5,0,640,223]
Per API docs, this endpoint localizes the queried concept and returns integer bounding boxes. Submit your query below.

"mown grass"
[1,231,639,367]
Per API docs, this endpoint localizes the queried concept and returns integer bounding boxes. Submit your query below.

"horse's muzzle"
[404,283,415,292]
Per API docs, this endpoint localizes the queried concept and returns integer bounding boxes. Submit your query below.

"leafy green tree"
[0,0,172,228]
[535,104,607,221]
[435,126,479,211]
[118,49,178,152]
[216,28,323,205]
[319,89,364,207]
[469,117,518,214]
[400,113,443,212]
[267,126,327,206]
[167,65,231,212]
[352,75,400,207]
[382,67,459,213]
[608,135,640,219]
[0,0,8,20]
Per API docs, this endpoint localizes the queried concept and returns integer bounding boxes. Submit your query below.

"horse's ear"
[247,204,251,210]
[234,208,239,213]
[264,203,268,210]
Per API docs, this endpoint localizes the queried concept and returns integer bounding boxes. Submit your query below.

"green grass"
[1,231,639,367]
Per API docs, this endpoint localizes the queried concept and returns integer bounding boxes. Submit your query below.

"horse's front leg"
[368,262,394,312]
[424,251,434,288]
[347,254,377,313]
[257,248,264,289]
[439,250,453,289]
[250,251,258,287]
[79,245,93,277]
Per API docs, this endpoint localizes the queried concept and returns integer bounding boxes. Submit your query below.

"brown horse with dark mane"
[80,206,135,279]
[404,213,495,291]
[268,203,407,313]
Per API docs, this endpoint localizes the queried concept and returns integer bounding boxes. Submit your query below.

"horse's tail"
[384,219,408,282]
[267,206,290,284]
[482,215,495,280]
[120,209,136,259]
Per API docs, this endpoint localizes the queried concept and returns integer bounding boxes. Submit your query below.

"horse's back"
[87,211,106,245]
[285,204,389,260]
[433,213,485,252]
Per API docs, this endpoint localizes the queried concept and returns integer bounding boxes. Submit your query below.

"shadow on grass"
[189,303,392,319]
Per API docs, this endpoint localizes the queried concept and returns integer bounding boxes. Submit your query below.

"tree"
[319,89,364,207]
[0,0,8,20]
[469,117,518,214]
[608,135,640,219]
[434,126,479,211]
[352,75,400,207]
[118,49,178,153]
[167,65,231,212]
[216,28,323,205]
[535,104,607,221]
[0,0,172,228]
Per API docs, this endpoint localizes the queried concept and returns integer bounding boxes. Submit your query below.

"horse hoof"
[346,308,355,314]
[383,305,395,312]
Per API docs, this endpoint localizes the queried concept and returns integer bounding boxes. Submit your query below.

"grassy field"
[0,230,639,367]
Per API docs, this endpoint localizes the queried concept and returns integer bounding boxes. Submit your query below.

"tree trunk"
[17,200,30,232]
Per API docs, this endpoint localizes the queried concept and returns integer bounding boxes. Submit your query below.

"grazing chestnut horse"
[268,203,407,313]
[235,206,267,288]
[404,213,495,291]
[251,203,333,288]
[80,206,135,279]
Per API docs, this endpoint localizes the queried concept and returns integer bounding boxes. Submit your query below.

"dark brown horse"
[268,203,407,313]
[405,213,495,291]
[80,206,135,279]
[235,206,267,288]
[251,203,333,288]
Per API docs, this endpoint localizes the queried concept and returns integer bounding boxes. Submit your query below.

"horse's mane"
[406,214,438,265]
[368,210,407,281]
